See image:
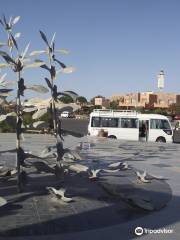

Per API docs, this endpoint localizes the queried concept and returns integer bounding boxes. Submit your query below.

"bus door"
[139,120,149,141]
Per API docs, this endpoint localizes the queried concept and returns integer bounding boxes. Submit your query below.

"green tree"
[76,96,87,105]
[169,104,180,114]
[0,120,15,133]
[59,95,74,104]
[109,100,119,110]
[153,108,168,115]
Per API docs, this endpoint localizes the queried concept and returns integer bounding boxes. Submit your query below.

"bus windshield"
[150,119,171,129]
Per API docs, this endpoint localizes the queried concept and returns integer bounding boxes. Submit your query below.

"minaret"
[157,70,165,92]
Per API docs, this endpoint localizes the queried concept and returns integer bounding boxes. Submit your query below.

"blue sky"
[0,0,180,100]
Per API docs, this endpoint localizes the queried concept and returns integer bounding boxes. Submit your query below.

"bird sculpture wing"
[46,187,72,203]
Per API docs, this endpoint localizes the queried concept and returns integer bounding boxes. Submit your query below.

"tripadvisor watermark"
[135,226,174,236]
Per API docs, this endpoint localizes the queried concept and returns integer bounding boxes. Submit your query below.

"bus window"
[101,118,109,127]
[109,118,118,127]
[121,118,138,128]
[91,117,100,127]
[101,118,118,128]
[150,119,171,129]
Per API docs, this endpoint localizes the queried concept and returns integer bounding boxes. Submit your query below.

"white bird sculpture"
[89,169,101,179]
[136,171,150,183]
[68,164,89,173]
[0,197,7,207]
[108,161,129,170]
[46,187,72,203]
[102,169,119,173]
[108,161,123,169]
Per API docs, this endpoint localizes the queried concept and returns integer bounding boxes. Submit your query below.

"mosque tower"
[157,70,165,92]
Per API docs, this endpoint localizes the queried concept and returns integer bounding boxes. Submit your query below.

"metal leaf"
[0,81,5,87]
[0,19,4,27]
[0,92,11,97]
[54,58,66,68]
[10,33,18,50]
[8,16,12,26]
[40,63,50,71]
[6,112,16,117]
[59,91,78,101]
[57,91,72,98]
[23,106,37,113]
[64,90,78,95]
[45,77,52,90]
[27,84,48,94]
[12,16,20,25]
[0,115,7,122]
[0,88,13,94]
[29,50,46,56]
[0,42,6,48]
[0,79,6,86]
[7,37,13,49]
[57,66,76,74]
[0,73,7,82]
[0,51,16,65]
[32,108,47,120]
[24,97,44,106]
[50,32,56,47]
[0,80,15,87]
[3,15,8,28]
[0,63,9,68]
[20,57,31,64]
[21,42,30,60]
[24,61,45,68]
[39,30,50,47]
[33,121,48,128]
[14,32,21,39]
[55,49,69,55]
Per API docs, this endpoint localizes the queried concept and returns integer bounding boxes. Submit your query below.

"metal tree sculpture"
[30,30,76,171]
[0,15,47,191]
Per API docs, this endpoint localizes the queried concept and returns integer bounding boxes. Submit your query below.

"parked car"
[60,111,70,118]
[173,115,180,120]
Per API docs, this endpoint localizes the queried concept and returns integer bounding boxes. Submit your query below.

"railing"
[93,109,137,114]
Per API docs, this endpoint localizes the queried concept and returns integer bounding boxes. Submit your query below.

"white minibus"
[88,109,173,143]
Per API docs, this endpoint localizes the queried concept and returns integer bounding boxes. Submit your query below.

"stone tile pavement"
[0,134,180,240]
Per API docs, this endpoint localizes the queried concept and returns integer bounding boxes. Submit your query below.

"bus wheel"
[156,137,166,143]
[108,135,117,139]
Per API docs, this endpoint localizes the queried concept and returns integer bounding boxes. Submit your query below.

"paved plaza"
[0,133,180,240]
